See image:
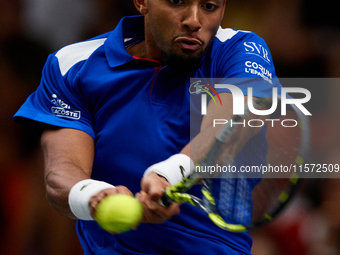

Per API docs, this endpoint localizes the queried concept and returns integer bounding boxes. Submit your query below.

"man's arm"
[42,128,94,218]
[139,93,267,222]
[41,127,131,220]
[184,92,267,163]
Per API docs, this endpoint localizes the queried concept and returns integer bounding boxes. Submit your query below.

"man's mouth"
[174,37,203,51]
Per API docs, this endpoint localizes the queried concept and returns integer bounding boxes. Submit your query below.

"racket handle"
[160,191,173,207]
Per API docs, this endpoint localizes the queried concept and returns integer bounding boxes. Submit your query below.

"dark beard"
[163,49,204,73]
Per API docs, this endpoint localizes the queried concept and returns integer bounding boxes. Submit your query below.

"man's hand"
[89,186,133,220]
[136,172,180,224]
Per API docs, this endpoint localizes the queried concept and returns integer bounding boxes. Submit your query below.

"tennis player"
[14,0,280,254]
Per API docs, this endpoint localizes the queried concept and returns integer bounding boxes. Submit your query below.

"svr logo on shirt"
[244,42,270,64]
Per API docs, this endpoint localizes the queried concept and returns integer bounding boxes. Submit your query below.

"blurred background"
[1,0,339,254]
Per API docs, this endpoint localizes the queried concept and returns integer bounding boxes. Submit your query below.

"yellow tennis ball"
[96,194,143,233]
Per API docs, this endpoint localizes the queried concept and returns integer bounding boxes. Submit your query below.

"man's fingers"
[138,172,180,224]
[115,185,133,196]
[89,186,133,219]
[148,186,164,202]
[141,173,171,202]
[137,191,180,224]
[142,202,180,224]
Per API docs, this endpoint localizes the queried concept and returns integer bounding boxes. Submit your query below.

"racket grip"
[160,191,173,207]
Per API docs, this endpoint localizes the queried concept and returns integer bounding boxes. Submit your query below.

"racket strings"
[212,107,307,230]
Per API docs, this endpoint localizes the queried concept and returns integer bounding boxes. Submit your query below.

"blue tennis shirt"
[14,15,280,254]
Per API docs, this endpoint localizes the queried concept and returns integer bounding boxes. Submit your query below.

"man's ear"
[133,0,148,15]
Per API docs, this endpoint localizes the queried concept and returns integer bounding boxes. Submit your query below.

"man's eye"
[170,0,183,4]
[203,3,216,10]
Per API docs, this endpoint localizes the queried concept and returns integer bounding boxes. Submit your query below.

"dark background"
[1,1,339,254]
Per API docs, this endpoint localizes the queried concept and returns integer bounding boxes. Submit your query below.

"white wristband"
[143,154,195,185]
[68,179,115,220]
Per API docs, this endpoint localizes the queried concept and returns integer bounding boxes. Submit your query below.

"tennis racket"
[160,96,310,232]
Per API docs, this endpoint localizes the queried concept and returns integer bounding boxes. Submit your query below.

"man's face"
[144,0,226,71]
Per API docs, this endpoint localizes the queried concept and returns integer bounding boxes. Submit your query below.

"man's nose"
[182,5,202,32]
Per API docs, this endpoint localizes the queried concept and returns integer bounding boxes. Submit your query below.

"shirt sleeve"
[13,53,95,139]
[212,29,281,98]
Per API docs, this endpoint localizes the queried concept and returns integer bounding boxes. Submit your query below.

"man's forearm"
[41,128,95,219]
[44,161,90,219]
[181,93,267,167]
